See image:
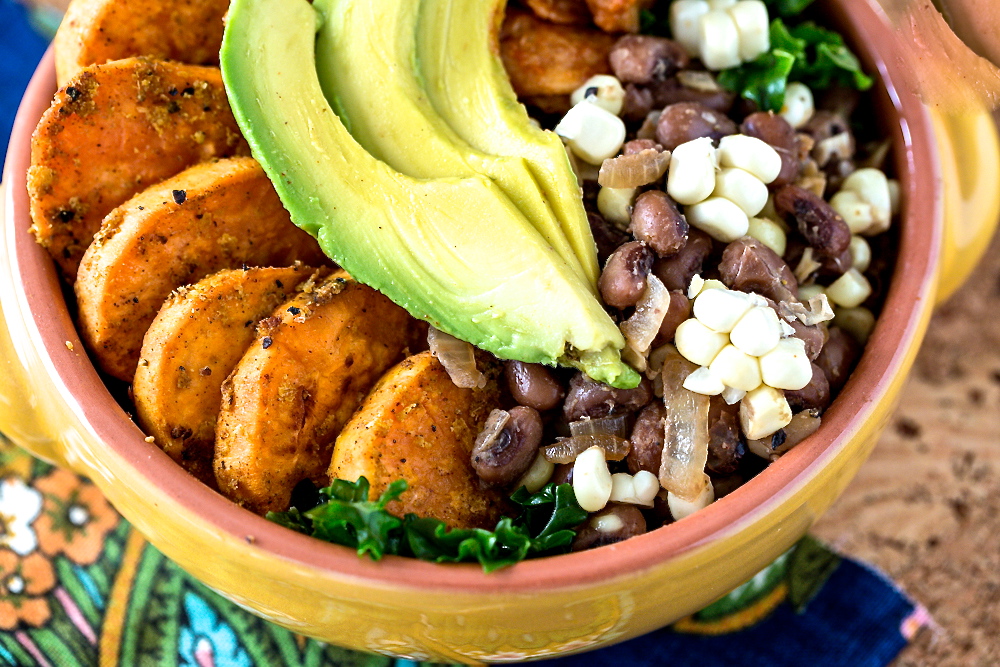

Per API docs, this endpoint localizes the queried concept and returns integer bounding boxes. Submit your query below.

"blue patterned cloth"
[0,2,927,664]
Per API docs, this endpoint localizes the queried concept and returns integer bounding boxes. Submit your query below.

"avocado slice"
[415,0,601,291]
[220,0,639,388]
[312,0,595,290]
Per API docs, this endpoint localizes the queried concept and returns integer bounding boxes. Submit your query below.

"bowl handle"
[929,105,1000,304]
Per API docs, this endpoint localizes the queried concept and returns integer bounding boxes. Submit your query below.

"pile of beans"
[469,6,896,551]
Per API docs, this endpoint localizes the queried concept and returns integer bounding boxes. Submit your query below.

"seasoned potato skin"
[54,0,229,86]
[330,351,509,530]
[75,156,327,382]
[28,57,247,278]
[500,10,616,97]
[214,273,425,515]
[134,266,327,485]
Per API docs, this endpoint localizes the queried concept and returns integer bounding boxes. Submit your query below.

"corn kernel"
[709,344,762,391]
[597,186,637,229]
[667,473,715,519]
[699,10,741,70]
[826,268,872,308]
[717,134,782,183]
[833,306,876,344]
[686,196,750,242]
[573,446,613,512]
[758,336,811,390]
[693,287,755,333]
[714,167,769,216]
[746,216,787,256]
[675,318,730,366]
[683,365,726,395]
[728,0,770,61]
[555,102,627,165]
[780,82,814,129]
[729,305,782,356]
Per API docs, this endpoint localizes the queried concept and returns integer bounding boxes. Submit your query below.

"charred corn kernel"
[780,82,815,129]
[746,216,787,256]
[610,471,659,506]
[571,74,626,117]
[833,306,876,344]
[717,134,782,183]
[758,336,811,390]
[849,235,871,273]
[830,168,892,235]
[597,186,637,228]
[714,167,769,216]
[740,384,792,440]
[722,385,746,404]
[796,282,825,303]
[729,305,782,356]
[573,445,613,512]
[728,0,769,61]
[668,137,718,205]
[693,286,756,332]
[667,473,715,519]
[675,318,730,366]
[670,0,710,56]
[682,365,726,395]
[825,268,872,308]
[515,451,555,493]
[699,10,741,70]
[555,101,627,165]
[686,196,750,242]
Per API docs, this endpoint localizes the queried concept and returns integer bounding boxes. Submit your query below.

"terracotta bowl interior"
[2,0,938,595]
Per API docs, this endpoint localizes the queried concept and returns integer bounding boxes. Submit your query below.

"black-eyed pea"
[784,363,832,412]
[505,361,565,411]
[608,35,690,85]
[652,227,714,291]
[774,184,852,257]
[570,504,647,551]
[598,241,654,308]
[656,102,737,152]
[471,407,545,487]
[629,190,689,256]
[570,74,626,116]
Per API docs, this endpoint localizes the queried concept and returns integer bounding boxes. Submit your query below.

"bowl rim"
[1,0,941,595]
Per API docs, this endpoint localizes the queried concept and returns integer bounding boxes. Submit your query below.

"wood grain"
[813,230,1000,665]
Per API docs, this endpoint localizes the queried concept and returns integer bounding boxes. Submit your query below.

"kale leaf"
[267,479,588,572]
[719,18,872,112]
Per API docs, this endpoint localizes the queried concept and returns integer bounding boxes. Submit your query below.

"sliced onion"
[473,409,510,453]
[677,70,721,93]
[427,327,486,389]
[598,149,671,189]
[620,274,671,355]
[543,434,631,464]
[569,414,630,439]
[778,294,834,326]
[658,348,711,502]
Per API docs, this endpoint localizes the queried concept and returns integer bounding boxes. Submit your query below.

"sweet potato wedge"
[500,10,616,97]
[214,273,425,515]
[525,0,592,25]
[134,265,327,485]
[329,351,508,530]
[53,0,229,86]
[584,0,655,33]
[75,156,328,382]
[27,57,248,278]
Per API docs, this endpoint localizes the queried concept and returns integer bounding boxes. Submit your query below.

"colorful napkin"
[0,2,929,664]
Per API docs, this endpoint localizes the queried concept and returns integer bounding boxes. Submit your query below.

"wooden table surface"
[813,230,1000,665]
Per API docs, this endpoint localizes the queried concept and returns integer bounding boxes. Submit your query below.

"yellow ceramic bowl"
[1,0,997,662]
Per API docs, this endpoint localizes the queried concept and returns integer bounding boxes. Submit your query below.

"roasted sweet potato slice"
[584,0,655,33]
[214,273,425,515]
[75,156,328,382]
[53,0,229,86]
[134,265,327,485]
[329,351,508,530]
[28,57,248,278]
[525,0,592,25]
[500,10,616,97]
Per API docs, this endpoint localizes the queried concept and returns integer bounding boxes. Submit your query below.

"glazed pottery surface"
[1,0,998,662]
